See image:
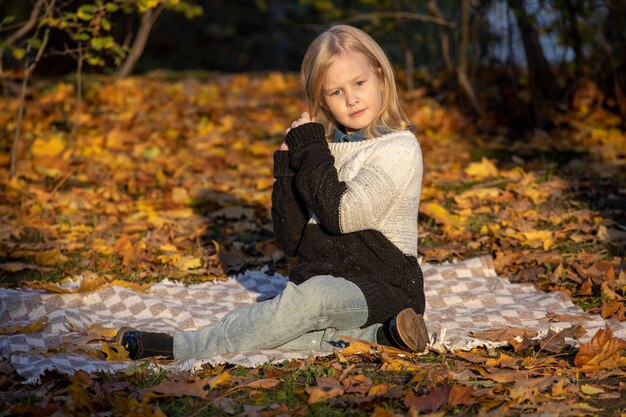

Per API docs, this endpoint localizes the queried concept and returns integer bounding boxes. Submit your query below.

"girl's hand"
[285,112,316,135]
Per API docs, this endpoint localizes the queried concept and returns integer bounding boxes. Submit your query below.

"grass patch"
[573,295,602,311]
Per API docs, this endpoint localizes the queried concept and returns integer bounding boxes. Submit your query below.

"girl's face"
[322,50,384,134]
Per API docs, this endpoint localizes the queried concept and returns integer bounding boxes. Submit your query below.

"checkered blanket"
[2,256,624,384]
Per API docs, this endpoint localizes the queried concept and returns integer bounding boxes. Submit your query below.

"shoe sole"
[396,308,429,352]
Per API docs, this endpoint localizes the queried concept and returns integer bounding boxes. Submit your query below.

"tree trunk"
[604,0,626,118]
[562,0,584,77]
[457,0,482,116]
[115,5,164,79]
[507,0,560,125]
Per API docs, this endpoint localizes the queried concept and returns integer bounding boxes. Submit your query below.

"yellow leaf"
[87,323,118,338]
[109,279,153,292]
[522,230,554,250]
[32,134,66,157]
[159,243,178,252]
[36,248,69,266]
[421,202,466,227]
[0,317,48,335]
[100,342,130,361]
[580,384,605,395]
[248,142,272,157]
[171,187,189,204]
[521,187,549,205]
[464,157,498,179]
[175,255,202,271]
[92,238,114,255]
[256,178,274,191]
[207,371,232,390]
[23,274,107,293]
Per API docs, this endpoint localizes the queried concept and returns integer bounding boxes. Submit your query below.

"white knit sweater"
[321,131,423,257]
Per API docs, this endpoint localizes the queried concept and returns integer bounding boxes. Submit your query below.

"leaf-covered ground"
[1,72,625,416]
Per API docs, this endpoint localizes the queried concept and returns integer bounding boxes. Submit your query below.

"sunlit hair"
[301,23,411,139]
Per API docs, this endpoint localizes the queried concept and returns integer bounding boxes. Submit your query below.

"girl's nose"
[346,92,358,106]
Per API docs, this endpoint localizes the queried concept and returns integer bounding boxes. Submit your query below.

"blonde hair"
[301,24,411,139]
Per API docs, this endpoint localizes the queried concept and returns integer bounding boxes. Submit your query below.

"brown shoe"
[384,308,429,352]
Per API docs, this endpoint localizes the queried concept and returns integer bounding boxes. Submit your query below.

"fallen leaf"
[580,384,605,395]
[206,371,233,390]
[403,382,450,413]
[240,378,281,390]
[0,262,52,273]
[0,317,48,335]
[35,248,69,266]
[469,326,538,342]
[305,376,345,404]
[464,157,499,179]
[100,342,130,361]
[574,326,626,370]
[141,377,208,398]
[421,202,465,228]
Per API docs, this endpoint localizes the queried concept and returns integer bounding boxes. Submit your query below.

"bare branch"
[5,0,47,47]
[343,11,455,28]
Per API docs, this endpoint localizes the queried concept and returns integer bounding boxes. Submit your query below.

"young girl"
[115,24,428,360]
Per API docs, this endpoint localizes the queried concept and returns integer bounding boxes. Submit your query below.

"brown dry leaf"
[403,382,451,413]
[447,384,475,407]
[67,371,94,415]
[546,311,592,322]
[469,326,538,342]
[601,282,624,301]
[574,326,626,370]
[602,300,624,319]
[342,374,372,394]
[372,406,403,417]
[578,277,594,296]
[476,367,532,383]
[537,325,586,353]
[0,317,48,335]
[305,376,345,404]
[0,262,53,273]
[455,350,486,364]
[114,234,135,267]
[140,377,209,398]
[240,378,281,390]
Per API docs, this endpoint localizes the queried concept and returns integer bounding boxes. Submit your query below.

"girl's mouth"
[349,109,365,117]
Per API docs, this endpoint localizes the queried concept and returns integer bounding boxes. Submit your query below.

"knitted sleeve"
[338,136,421,235]
[285,123,420,235]
[271,150,309,256]
[285,123,346,234]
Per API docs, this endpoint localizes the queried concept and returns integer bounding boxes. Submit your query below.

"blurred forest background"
[1,0,625,128]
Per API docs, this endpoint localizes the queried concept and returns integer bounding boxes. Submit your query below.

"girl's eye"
[356,81,365,87]
[331,90,341,96]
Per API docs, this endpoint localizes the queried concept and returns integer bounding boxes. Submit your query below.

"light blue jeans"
[173,275,381,359]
